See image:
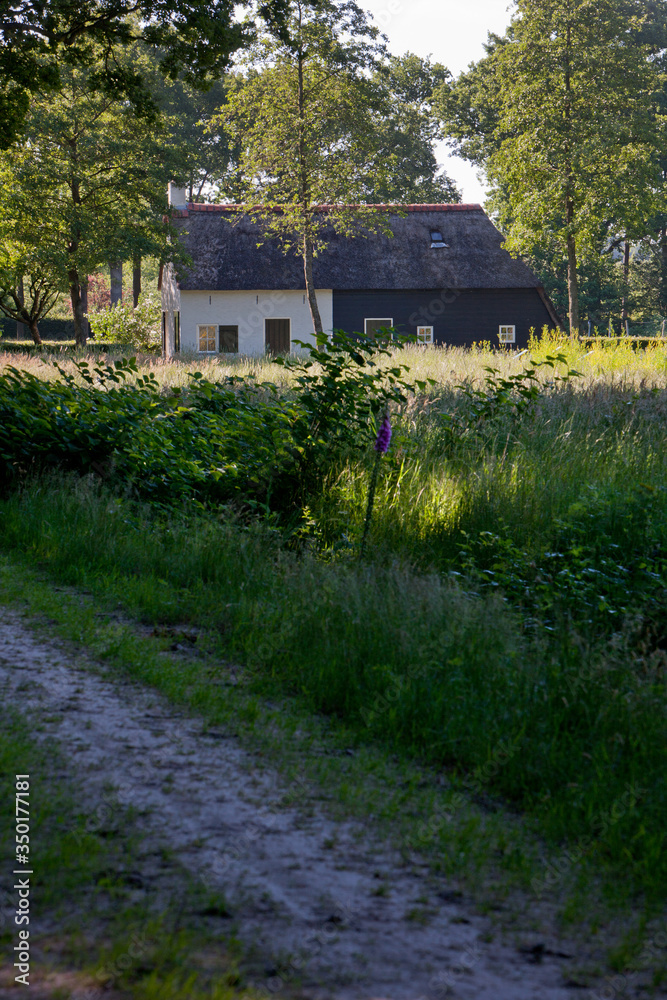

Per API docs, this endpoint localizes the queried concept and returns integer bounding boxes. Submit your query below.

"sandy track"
[0,611,580,999]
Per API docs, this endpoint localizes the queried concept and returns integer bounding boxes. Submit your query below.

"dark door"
[174,312,180,352]
[219,325,238,353]
[265,318,290,354]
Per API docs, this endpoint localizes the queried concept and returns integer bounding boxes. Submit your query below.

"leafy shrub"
[439,353,581,455]
[0,357,307,514]
[457,482,667,635]
[275,330,421,497]
[0,333,419,519]
[88,293,161,352]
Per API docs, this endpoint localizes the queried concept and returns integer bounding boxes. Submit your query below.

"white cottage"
[160,184,559,357]
[160,185,331,357]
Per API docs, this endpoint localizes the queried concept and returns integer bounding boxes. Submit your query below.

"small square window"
[365,318,393,338]
[417,326,434,345]
[499,325,516,344]
[198,324,217,352]
[219,325,238,353]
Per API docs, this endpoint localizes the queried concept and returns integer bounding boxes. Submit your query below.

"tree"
[363,53,460,204]
[217,0,393,335]
[435,32,508,168]
[0,52,176,345]
[0,0,292,148]
[0,248,60,345]
[438,0,664,336]
[145,58,239,203]
[217,2,459,335]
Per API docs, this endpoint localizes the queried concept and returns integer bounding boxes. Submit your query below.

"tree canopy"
[0,50,174,343]
[364,53,459,204]
[438,0,666,335]
[0,0,291,148]
[217,2,458,335]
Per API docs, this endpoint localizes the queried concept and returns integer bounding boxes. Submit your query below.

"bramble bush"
[275,330,420,498]
[0,331,418,519]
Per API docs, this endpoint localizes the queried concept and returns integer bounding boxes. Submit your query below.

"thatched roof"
[171,204,542,291]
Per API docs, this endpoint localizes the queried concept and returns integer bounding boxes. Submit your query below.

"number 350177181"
[15,776,30,861]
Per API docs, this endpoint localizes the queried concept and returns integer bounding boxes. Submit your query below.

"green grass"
[0,472,664,906]
[1,333,666,911]
[5,326,667,388]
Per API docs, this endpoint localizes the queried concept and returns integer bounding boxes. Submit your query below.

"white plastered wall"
[178,289,333,355]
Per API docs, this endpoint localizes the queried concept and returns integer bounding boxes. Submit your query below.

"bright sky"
[360,0,516,203]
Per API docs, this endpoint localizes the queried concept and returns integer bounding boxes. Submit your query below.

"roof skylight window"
[430,230,448,249]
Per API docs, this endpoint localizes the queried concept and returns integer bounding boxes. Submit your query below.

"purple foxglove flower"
[374,414,392,453]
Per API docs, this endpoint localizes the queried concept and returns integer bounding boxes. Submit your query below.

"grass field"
[1,332,666,917]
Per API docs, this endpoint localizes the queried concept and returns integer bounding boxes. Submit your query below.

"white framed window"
[499,325,516,344]
[417,325,434,345]
[198,324,217,353]
[365,318,393,338]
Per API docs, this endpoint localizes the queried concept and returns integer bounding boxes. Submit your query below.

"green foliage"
[457,480,667,630]
[458,353,580,422]
[274,330,418,493]
[88,294,162,352]
[140,49,239,203]
[0,0,293,148]
[0,54,176,344]
[439,0,665,334]
[362,52,460,203]
[0,331,418,516]
[0,356,303,512]
[2,475,666,899]
[437,353,581,456]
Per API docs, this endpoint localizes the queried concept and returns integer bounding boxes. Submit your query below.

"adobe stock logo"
[372,0,403,28]
[409,289,461,328]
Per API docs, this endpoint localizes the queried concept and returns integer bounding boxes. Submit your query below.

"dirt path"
[0,610,582,999]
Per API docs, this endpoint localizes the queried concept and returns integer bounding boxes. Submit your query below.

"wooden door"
[265,318,290,354]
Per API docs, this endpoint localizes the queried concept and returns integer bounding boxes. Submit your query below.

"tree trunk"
[16,276,25,340]
[110,262,123,305]
[563,27,579,339]
[303,234,323,335]
[80,275,90,342]
[296,28,322,338]
[621,238,630,323]
[565,196,579,338]
[659,226,667,318]
[28,319,42,346]
[69,269,87,347]
[566,233,580,338]
[132,255,141,308]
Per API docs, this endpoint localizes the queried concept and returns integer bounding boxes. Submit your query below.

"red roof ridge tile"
[178,202,483,214]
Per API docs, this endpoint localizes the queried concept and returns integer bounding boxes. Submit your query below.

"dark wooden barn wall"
[332,288,554,348]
